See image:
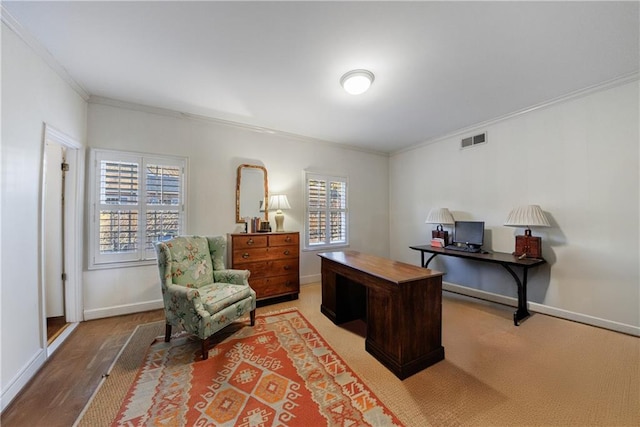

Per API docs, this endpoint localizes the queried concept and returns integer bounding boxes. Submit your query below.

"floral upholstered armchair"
[155,235,256,360]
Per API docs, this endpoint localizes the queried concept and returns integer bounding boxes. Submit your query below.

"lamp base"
[432,230,449,244]
[274,212,285,232]
[515,235,542,259]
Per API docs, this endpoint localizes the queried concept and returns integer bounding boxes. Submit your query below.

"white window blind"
[90,150,187,268]
[305,172,348,249]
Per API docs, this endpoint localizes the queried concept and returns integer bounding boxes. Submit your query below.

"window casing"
[304,172,348,250]
[89,149,187,268]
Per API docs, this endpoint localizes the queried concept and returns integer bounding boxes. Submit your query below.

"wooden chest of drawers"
[227,232,300,301]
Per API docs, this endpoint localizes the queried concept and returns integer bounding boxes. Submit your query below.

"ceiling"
[3,1,638,154]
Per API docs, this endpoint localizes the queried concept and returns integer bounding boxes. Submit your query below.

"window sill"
[302,244,350,252]
[87,259,157,270]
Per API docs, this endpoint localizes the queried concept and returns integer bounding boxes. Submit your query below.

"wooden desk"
[409,245,546,326]
[318,250,444,380]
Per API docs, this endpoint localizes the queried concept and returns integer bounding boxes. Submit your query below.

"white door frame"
[40,124,84,354]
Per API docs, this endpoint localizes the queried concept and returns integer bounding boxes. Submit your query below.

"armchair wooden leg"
[250,309,256,326]
[201,337,211,360]
[165,323,172,342]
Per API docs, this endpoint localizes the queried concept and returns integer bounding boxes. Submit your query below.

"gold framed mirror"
[236,164,269,224]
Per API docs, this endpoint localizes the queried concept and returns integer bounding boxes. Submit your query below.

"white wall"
[390,80,639,333]
[83,101,390,318]
[1,22,87,410]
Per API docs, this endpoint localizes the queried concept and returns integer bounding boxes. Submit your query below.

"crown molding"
[88,95,390,157]
[1,5,90,101]
[392,71,640,156]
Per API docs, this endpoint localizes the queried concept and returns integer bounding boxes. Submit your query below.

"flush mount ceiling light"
[340,69,374,95]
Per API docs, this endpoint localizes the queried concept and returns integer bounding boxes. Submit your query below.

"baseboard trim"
[1,349,47,413]
[301,273,321,286]
[47,322,79,357]
[84,300,164,321]
[443,282,640,337]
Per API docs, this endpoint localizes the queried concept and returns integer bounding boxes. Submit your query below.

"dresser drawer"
[269,233,299,247]
[250,274,299,299]
[239,261,270,277]
[232,247,271,264]
[268,258,299,277]
[231,235,268,249]
[228,231,300,303]
[268,244,298,259]
[232,245,299,264]
[240,259,299,279]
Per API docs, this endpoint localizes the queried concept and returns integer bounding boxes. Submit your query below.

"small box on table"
[431,230,448,244]
[515,235,542,259]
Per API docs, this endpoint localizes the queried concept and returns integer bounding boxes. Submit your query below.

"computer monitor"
[453,221,484,249]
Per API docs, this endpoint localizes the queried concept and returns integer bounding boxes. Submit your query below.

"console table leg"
[424,253,438,268]
[513,308,530,326]
[501,265,531,326]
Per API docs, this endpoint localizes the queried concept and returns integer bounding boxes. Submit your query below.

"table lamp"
[269,194,291,232]
[425,208,455,244]
[504,204,550,259]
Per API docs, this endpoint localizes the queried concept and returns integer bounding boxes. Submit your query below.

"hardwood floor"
[46,316,68,343]
[1,310,165,427]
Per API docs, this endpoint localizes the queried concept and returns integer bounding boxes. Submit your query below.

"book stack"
[430,238,445,248]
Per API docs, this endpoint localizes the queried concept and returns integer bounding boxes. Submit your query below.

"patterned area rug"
[112,309,401,426]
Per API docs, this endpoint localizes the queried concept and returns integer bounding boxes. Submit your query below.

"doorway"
[41,124,84,354]
[43,141,67,342]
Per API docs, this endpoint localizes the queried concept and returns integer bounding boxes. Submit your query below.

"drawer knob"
[284,250,290,255]
[285,236,291,242]
[247,239,254,245]
[242,253,250,259]
[284,265,290,270]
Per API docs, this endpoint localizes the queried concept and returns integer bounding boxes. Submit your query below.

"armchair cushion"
[167,236,214,288]
[198,283,254,313]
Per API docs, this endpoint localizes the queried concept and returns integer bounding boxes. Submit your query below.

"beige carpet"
[74,321,165,427]
[77,283,639,426]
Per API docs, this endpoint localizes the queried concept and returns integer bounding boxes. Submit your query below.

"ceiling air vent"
[461,132,487,149]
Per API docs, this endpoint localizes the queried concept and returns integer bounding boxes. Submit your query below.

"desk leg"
[501,265,530,326]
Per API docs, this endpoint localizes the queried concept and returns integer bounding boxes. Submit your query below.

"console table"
[318,250,444,379]
[409,245,546,326]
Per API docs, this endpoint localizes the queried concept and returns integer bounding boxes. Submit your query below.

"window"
[89,149,187,268]
[304,172,348,250]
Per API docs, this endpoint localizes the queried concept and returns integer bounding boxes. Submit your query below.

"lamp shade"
[425,208,455,225]
[504,205,550,228]
[268,194,291,211]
